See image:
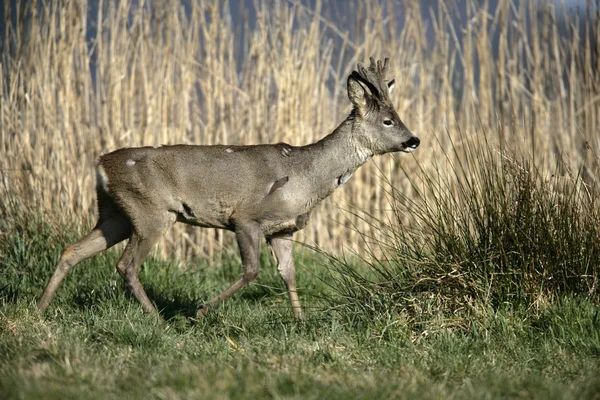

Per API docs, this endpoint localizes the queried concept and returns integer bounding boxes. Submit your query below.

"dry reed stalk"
[1,0,598,261]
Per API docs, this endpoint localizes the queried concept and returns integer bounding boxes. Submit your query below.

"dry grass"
[1,0,598,260]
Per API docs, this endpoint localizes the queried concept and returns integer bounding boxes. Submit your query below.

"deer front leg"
[197,221,261,317]
[268,233,303,319]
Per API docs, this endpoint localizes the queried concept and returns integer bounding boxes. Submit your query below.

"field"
[1,216,599,399]
[1,0,600,398]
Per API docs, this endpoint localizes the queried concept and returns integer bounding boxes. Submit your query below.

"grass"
[321,128,600,334]
[1,197,599,399]
[4,133,598,399]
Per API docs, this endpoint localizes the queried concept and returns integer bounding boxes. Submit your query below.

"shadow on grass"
[0,283,21,305]
[144,286,201,321]
[237,281,282,303]
[149,281,288,321]
[66,281,201,321]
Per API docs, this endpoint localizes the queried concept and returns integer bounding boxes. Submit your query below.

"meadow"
[0,215,598,399]
[1,0,599,398]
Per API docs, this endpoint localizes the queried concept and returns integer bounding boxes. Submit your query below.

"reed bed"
[1,0,598,260]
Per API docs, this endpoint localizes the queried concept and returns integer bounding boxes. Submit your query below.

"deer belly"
[262,212,311,236]
[171,198,235,230]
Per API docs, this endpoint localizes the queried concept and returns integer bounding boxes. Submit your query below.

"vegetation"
[2,0,598,257]
[1,0,599,398]
[0,208,599,399]
[2,118,599,399]
[325,129,600,331]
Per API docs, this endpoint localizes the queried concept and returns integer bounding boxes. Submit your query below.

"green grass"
[1,216,599,399]
[2,128,599,399]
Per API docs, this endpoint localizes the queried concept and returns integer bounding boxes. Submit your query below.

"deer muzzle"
[401,136,420,153]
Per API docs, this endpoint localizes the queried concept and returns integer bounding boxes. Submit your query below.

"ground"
[0,224,598,399]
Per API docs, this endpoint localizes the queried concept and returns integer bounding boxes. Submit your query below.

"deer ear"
[387,79,395,94]
[348,76,367,108]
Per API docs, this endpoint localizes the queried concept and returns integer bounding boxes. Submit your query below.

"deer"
[37,57,420,321]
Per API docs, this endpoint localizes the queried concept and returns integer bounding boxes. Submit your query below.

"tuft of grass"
[320,125,599,334]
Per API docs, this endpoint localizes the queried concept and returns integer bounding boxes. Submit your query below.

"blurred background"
[1,0,598,260]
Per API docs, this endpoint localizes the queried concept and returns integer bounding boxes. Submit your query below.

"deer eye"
[383,119,394,127]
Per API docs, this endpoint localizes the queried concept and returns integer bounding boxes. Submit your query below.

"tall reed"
[1,0,598,260]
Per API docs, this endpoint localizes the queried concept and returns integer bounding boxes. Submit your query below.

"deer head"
[347,57,419,155]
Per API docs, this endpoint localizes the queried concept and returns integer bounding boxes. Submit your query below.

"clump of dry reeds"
[1,0,598,260]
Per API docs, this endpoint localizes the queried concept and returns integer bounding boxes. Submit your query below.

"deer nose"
[405,136,420,149]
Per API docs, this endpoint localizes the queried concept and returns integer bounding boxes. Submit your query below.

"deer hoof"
[196,304,212,318]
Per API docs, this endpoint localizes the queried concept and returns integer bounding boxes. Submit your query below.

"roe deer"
[37,57,420,320]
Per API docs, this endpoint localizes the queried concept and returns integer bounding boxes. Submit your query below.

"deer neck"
[306,117,373,188]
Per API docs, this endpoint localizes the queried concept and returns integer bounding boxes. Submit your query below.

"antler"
[351,57,391,100]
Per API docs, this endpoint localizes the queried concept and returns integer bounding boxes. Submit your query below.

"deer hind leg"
[268,233,303,319]
[197,221,261,317]
[37,216,131,313]
[115,218,171,320]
